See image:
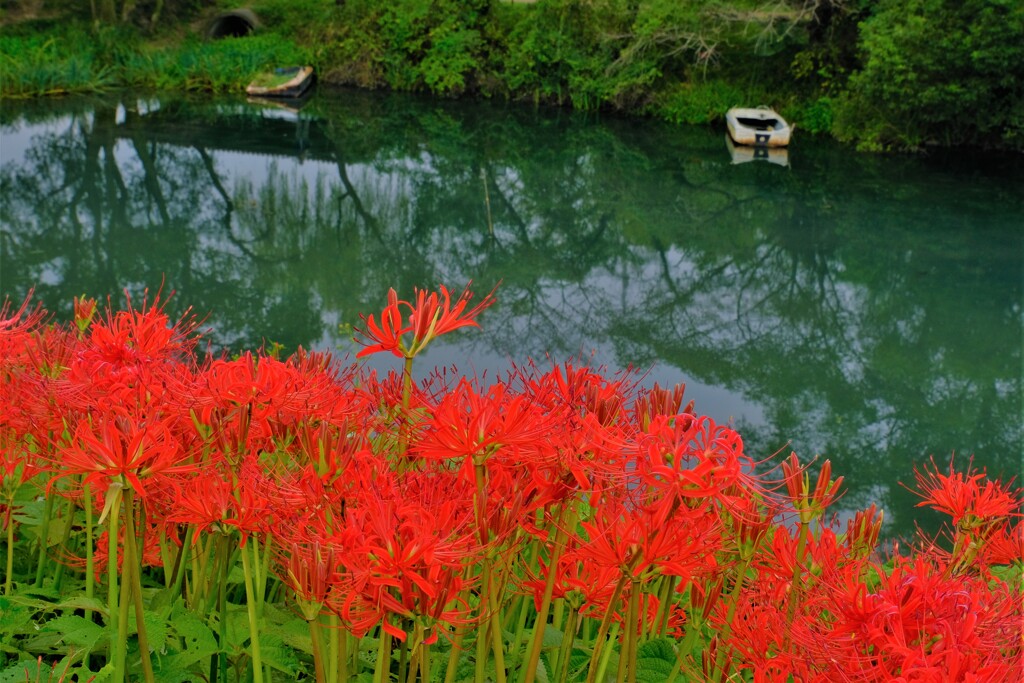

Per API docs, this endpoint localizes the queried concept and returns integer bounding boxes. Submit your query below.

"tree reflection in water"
[2,90,1021,540]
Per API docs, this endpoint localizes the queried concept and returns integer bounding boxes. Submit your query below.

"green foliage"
[121,34,309,92]
[0,27,117,97]
[3,0,1022,150]
[656,79,751,125]
[835,0,1024,149]
[798,96,834,134]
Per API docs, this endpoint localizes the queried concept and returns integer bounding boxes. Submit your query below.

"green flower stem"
[258,534,274,618]
[3,503,14,596]
[520,505,573,683]
[215,535,230,683]
[584,567,632,683]
[653,574,675,638]
[487,563,508,683]
[52,493,77,591]
[115,538,132,683]
[593,622,619,683]
[419,633,430,683]
[398,355,415,462]
[34,491,54,586]
[783,519,810,649]
[123,488,155,683]
[405,622,425,683]
[327,612,339,683]
[308,615,327,683]
[509,587,532,673]
[663,611,703,683]
[107,486,123,683]
[398,619,410,683]
[337,620,349,683]
[626,581,641,683]
[710,554,754,683]
[372,623,393,683]
[84,484,94,600]
[552,604,579,682]
[474,573,490,683]
[240,540,265,683]
[168,525,193,601]
[443,624,466,683]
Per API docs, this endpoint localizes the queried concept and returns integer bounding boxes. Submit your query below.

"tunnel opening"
[207,9,260,39]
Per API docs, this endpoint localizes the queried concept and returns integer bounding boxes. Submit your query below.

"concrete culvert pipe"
[207,9,261,39]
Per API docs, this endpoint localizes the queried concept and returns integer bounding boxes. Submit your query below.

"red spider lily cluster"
[0,286,1021,683]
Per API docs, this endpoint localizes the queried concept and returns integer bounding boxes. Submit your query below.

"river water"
[1,88,1021,539]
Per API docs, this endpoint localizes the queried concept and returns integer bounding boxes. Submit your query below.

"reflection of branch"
[194,146,234,233]
[129,135,171,226]
[328,140,380,240]
[486,169,530,236]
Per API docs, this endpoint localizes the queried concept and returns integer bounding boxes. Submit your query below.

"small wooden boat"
[246,66,314,98]
[725,106,791,147]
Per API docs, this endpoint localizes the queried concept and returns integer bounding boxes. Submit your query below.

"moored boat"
[246,66,315,98]
[725,106,791,147]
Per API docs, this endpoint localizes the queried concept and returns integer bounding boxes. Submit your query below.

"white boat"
[246,66,315,98]
[725,106,791,147]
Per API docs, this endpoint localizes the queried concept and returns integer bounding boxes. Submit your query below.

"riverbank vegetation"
[1,0,1022,150]
[1,287,1021,682]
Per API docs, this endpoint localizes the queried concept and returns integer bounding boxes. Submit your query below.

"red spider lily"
[804,554,1022,682]
[66,290,199,405]
[167,455,277,545]
[73,295,97,337]
[0,291,47,372]
[355,288,408,358]
[636,414,755,527]
[355,283,497,359]
[279,540,340,621]
[55,412,193,501]
[571,498,721,593]
[781,453,844,524]
[845,503,885,560]
[404,282,497,358]
[911,455,1020,530]
[183,352,342,460]
[713,584,793,677]
[511,362,635,500]
[632,381,694,431]
[338,491,477,642]
[979,519,1023,567]
[412,379,555,471]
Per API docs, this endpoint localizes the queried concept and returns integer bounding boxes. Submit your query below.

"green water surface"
[1,89,1021,540]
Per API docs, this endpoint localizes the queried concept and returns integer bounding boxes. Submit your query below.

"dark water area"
[2,88,1021,541]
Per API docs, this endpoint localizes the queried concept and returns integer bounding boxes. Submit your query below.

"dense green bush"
[3,0,1021,150]
[835,0,1024,150]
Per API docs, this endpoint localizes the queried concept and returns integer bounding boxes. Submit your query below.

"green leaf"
[260,632,300,676]
[157,604,219,676]
[0,599,33,635]
[55,595,109,618]
[269,616,314,656]
[41,614,105,650]
[540,624,563,649]
[636,636,675,661]
[635,656,675,683]
[0,660,45,683]
[533,655,550,683]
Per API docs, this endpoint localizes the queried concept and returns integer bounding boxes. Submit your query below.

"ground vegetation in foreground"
[0,285,1021,682]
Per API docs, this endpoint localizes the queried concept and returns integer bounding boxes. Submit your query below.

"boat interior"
[735,116,782,131]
